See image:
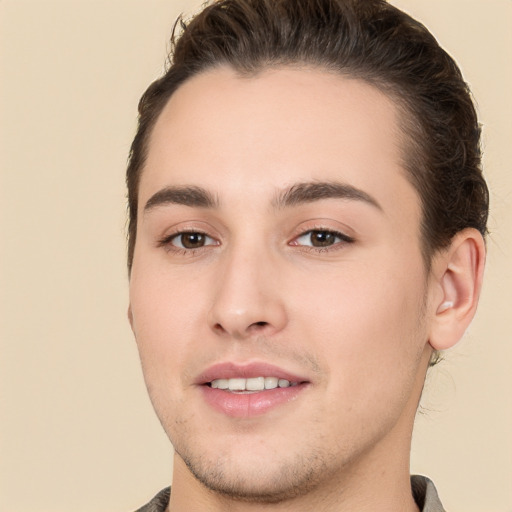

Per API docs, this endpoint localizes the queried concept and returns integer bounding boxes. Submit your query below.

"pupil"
[312,231,334,247]
[182,233,204,248]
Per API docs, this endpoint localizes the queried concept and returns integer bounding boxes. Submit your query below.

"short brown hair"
[126,0,489,273]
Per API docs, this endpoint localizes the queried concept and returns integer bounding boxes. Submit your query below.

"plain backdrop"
[1,1,511,511]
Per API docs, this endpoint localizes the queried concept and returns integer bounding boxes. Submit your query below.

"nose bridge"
[208,240,287,338]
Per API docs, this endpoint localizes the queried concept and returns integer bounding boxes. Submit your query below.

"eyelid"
[289,220,355,241]
[155,218,220,241]
[288,223,355,251]
[157,227,220,253]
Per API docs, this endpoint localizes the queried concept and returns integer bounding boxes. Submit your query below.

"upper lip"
[195,361,309,385]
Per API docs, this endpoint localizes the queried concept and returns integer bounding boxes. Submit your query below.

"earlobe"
[429,228,486,351]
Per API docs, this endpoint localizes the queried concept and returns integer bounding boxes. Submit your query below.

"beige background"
[1,1,511,511]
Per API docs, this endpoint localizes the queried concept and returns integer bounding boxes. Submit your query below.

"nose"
[207,246,288,340]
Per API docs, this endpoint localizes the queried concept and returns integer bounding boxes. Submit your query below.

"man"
[126,0,489,510]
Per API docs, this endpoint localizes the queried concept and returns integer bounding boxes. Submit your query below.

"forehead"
[141,66,420,225]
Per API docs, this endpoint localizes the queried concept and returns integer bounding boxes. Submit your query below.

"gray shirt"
[135,475,445,511]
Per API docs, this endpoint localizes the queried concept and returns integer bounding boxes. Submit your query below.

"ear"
[429,228,486,351]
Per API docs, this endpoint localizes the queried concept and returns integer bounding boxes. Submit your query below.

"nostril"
[213,323,226,333]
[247,321,270,333]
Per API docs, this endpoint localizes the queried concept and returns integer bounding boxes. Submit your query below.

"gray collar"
[411,475,446,512]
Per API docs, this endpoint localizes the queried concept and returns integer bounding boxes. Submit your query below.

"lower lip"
[200,384,307,418]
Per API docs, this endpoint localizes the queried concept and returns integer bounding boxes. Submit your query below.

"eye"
[168,231,217,249]
[292,229,353,248]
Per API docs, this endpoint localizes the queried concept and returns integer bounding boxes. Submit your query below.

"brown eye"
[292,229,354,249]
[171,232,216,249]
[179,233,205,248]
[309,230,337,247]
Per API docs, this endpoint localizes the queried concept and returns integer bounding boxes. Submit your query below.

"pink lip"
[196,362,310,418]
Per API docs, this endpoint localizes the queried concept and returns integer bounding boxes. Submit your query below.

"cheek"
[129,274,206,429]
[129,267,207,378]
[293,270,428,440]
[291,259,427,386]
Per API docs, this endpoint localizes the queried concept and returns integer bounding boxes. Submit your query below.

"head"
[126,0,488,506]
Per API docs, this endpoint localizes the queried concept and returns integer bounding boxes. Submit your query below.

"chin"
[176,443,333,504]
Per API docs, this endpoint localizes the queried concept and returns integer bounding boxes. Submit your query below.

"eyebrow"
[143,180,382,213]
[272,181,382,211]
[144,185,219,212]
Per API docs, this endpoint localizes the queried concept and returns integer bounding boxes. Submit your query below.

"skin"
[128,66,484,511]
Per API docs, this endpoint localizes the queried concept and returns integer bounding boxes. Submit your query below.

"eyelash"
[157,227,354,255]
[157,230,218,255]
[289,228,355,253]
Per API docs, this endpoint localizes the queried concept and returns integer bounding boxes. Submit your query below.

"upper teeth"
[210,377,294,391]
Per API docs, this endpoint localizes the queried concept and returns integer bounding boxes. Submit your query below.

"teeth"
[228,378,246,391]
[211,379,228,389]
[246,377,264,391]
[264,377,278,389]
[210,377,294,391]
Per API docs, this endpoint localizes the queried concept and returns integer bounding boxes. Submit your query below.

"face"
[129,67,435,502]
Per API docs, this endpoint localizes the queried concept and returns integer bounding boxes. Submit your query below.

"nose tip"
[207,257,288,340]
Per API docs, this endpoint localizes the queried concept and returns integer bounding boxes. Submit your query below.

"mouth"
[197,362,310,417]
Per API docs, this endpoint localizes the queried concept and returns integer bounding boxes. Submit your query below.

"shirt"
[135,474,445,512]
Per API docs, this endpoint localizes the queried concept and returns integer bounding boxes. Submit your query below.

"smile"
[209,376,297,392]
[198,362,310,417]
